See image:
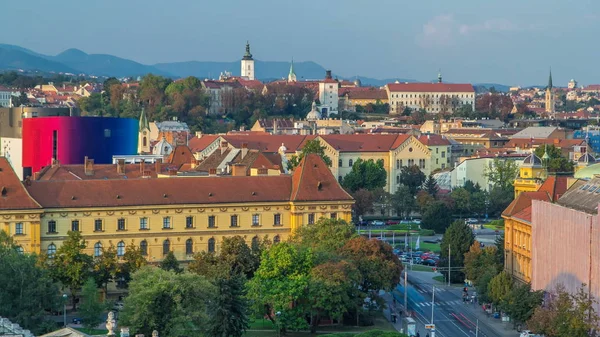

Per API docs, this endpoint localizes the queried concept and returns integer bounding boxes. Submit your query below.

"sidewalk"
[382,292,429,337]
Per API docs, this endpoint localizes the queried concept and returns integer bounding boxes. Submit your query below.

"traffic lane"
[407,278,499,337]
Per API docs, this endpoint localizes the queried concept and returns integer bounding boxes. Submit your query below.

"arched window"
[208,238,215,253]
[348,159,353,167]
[94,242,102,257]
[142,137,147,147]
[16,246,24,254]
[140,240,148,256]
[47,243,56,257]
[117,241,125,257]
[251,236,259,250]
[273,235,281,244]
[163,239,170,255]
[186,239,193,255]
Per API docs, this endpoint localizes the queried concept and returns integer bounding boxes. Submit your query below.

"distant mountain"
[473,83,510,93]
[0,47,78,74]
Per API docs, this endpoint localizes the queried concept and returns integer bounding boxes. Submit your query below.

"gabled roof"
[188,135,220,152]
[290,153,353,202]
[0,158,41,210]
[512,205,533,223]
[320,134,408,152]
[556,178,600,214]
[223,135,308,153]
[386,82,474,93]
[509,127,560,139]
[35,163,163,180]
[502,191,550,218]
[537,175,570,201]
[166,145,194,168]
[417,134,451,146]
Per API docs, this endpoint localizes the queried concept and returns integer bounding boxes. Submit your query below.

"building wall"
[0,138,23,179]
[0,212,42,254]
[241,59,254,80]
[318,83,339,113]
[388,91,475,114]
[503,216,532,283]
[531,200,600,311]
[22,117,138,174]
[0,106,78,139]
[427,145,451,171]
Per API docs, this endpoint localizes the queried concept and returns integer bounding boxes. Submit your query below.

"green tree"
[120,267,214,337]
[504,283,543,328]
[424,174,439,197]
[483,159,518,192]
[476,268,498,304]
[79,278,104,330]
[0,231,59,334]
[287,139,332,171]
[534,144,574,173]
[92,244,119,293]
[188,251,227,279]
[463,180,482,194]
[342,159,387,192]
[399,165,426,196]
[440,221,475,283]
[488,271,513,309]
[220,235,260,278]
[494,234,505,266]
[118,243,147,289]
[391,184,415,219]
[450,188,471,218]
[159,251,182,274]
[421,201,453,233]
[292,218,356,257]
[206,274,249,337]
[463,242,499,285]
[352,188,375,219]
[46,231,92,309]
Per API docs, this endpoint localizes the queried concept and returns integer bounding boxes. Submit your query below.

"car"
[399,220,411,224]
[357,220,369,226]
[465,218,478,224]
[386,220,400,225]
[72,318,82,324]
[371,220,385,226]
[413,219,421,224]
[422,259,437,266]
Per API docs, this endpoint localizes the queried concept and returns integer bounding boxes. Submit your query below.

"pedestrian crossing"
[415,300,465,307]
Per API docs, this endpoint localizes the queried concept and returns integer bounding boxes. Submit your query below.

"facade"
[451,156,525,191]
[386,80,475,114]
[318,70,339,116]
[513,153,546,197]
[240,42,255,80]
[0,87,14,107]
[2,154,353,261]
[341,88,388,111]
[417,134,452,171]
[22,116,138,177]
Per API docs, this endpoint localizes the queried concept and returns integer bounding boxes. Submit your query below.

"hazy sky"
[3,0,600,85]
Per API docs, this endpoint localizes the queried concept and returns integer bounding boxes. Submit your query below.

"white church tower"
[241,41,255,80]
[138,107,150,154]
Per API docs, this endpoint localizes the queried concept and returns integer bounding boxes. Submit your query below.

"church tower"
[288,59,297,82]
[545,69,555,114]
[241,41,255,80]
[138,108,150,154]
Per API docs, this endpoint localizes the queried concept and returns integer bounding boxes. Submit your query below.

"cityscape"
[1,2,600,337]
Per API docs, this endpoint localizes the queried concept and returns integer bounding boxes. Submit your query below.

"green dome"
[574,162,600,179]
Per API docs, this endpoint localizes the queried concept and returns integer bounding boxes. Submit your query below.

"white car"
[371,220,385,226]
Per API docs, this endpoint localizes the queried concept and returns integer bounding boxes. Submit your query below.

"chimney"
[209,168,217,176]
[553,138,559,145]
[155,158,162,174]
[273,119,278,135]
[191,159,198,169]
[220,141,228,155]
[140,160,145,174]
[232,164,246,176]
[325,70,332,80]
[195,131,203,138]
[241,143,248,159]
[84,156,94,176]
[117,159,125,175]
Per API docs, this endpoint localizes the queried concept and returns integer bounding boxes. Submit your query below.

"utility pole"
[404,270,408,316]
[431,285,435,337]
[448,245,451,287]
[475,319,479,337]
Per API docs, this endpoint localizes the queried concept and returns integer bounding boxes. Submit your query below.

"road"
[394,274,505,337]
[358,227,503,247]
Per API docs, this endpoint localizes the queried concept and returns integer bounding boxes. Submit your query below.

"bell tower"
[241,41,255,80]
[138,107,150,154]
[545,69,555,115]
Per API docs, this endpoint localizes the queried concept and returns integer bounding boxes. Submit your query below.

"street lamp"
[62,293,68,327]
[275,311,282,337]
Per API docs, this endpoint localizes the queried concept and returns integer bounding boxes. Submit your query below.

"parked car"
[399,220,411,224]
[386,220,400,225]
[465,218,478,224]
[357,220,369,226]
[371,220,385,226]
[422,259,437,266]
[413,219,421,224]
[72,318,82,324]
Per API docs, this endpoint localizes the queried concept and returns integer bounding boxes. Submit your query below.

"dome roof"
[578,153,596,164]
[523,153,543,167]
[152,137,173,156]
[306,101,321,121]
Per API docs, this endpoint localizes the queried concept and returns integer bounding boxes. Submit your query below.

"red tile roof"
[166,145,194,168]
[223,135,309,153]
[386,83,474,93]
[502,191,550,218]
[188,135,220,152]
[35,162,163,180]
[417,134,451,146]
[0,158,41,210]
[320,134,409,152]
[340,87,388,100]
[24,155,352,208]
[512,205,532,223]
[537,175,570,201]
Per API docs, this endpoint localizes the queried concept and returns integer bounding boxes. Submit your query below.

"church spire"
[547,68,553,89]
[139,107,149,131]
[437,69,442,83]
[243,41,253,60]
[288,58,297,82]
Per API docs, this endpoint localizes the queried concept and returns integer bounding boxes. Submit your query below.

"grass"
[432,275,445,283]
[74,328,109,335]
[483,219,504,230]
[408,264,435,272]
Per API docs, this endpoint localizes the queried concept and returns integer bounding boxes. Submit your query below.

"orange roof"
[512,205,532,223]
[291,153,353,202]
[537,175,570,201]
[0,158,41,210]
[417,134,451,146]
[166,145,194,168]
[502,191,550,218]
[223,135,309,153]
[188,135,220,152]
[387,82,474,93]
[320,134,409,152]
[35,162,163,180]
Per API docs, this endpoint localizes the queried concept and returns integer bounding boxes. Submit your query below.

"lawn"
[408,264,435,272]
[432,275,445,283]
[483,219,504,230]
[74,328,109,335]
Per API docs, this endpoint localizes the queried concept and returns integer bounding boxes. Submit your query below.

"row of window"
[394,159,427,169]
[46,214,288,234]
[338,159,354,168]
[390,93,474,99]
[46,235,282,258]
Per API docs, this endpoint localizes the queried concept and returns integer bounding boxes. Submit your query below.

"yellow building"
[513,153,546,197]
[416,134,452,171]
[0,155,353,261]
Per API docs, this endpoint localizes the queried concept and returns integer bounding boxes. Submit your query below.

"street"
[393,272,514,337]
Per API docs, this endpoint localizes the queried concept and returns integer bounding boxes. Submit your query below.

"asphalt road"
[394,274,504,337]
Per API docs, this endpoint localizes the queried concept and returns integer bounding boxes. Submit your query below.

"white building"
[0,87,14,107]
[318,70,339,116]
[450,157,524,191]
[386,74,475,114]
[240,42,255,80]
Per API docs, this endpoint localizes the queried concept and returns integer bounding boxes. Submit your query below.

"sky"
[2,0,600,86]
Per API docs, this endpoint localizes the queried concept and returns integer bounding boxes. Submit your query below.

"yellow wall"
[348,98,388,107]
[11,201,352,262]
[514,166,545,197]
[503,216,532,283]
[1,211,43,254]
[427,145,452,171]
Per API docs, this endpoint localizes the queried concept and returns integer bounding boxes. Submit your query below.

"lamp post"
[62,293,68,327]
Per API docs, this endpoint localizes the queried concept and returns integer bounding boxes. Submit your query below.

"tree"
[160,251,183,274]
[287,139,332,171]
[46,231,92,310]
[415,190,435,213]
[450,188,471,218]
[352,188,375,219]
[483,159,518,192]
[534,144,574,173]
[411,109,427,124]
[440,221,474,283]
[206,275,249,337]
[92,244,119,293]
[79,278,104,330]
[424,174,439,198]
[421,201,453,233]
[494,234,505,266]
[463,241,499,284]
[188,251,227,280]
[342,159,387,192]
[0,231,59,334]
[528,284,599,337]
[220,235,260,278]
[399,165,426,196]
[118,243,147,289]
[120,267,214,337]
[292,218,356,257]
[391,185,415,219]
[504,283,543,328]
[463,180,482,194]
[488,271,513,309]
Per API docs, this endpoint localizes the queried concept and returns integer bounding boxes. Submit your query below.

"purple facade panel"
[531,200,598,310]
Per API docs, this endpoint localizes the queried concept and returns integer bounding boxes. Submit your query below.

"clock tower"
[241,41,255,80]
